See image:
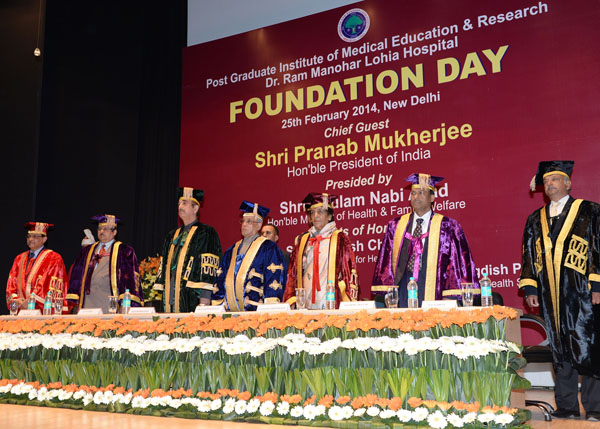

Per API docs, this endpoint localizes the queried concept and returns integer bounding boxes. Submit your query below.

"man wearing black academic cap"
[154,187,223,313]
[371,173,479,306]
[520,161,600,421]
[212,201,285,311]
[67,214,143,312]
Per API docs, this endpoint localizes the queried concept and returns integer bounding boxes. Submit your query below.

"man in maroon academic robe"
[67,214,143,312]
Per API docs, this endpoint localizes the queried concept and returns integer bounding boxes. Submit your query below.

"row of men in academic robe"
[5,162,600,420]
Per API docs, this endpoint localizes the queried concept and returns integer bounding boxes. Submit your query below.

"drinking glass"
[9,299,19,316]
[385,287,399,308]
[108,296,118,314]
[461,283,474,307]
[296,289,307,310]
[53,292,64,315]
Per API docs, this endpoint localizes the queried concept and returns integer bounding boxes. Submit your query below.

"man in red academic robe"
[6,222,67,311]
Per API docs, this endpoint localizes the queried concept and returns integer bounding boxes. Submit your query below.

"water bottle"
[27,293,37,310]
[480,271,493,307]
[123,289,132,314]
[407,277,419,308]
[43,292,53,315]
[325,280,336,310]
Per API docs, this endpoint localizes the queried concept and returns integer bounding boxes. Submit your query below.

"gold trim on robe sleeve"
[424,213,443,301]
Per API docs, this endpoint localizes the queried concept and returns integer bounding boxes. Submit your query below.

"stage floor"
[1,389,597,428]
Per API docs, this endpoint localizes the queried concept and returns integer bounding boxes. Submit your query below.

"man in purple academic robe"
[371,173,479,307]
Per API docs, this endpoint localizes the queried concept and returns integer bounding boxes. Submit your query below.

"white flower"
[412,407,429,422]
[366,406,380,417]
[82,393,93,406]
[342,406,353,419]
[28,390,37,401]
[354,407,366,417]
[131,396,147,408]
[210,398,222,411]
[223,398,235,414]
[447,412,464,427]
[397,409,413,422]
[477,412,495,423]
[463,412,477,423]
[328,406,344,421]
[197,400,211,412]
[58,390,73,401]
[495,413,514,424]
[170,399,182,409]
[247,398,261,413]
[380,409,396,419]
[37,387,49,401]
[276,401,290,415]
[353,337,372,351]
[259,400,275,416]
[234,399,247,415]
[290,405,304,418]
[427,410,448,429]
[93,391,105,405]
[303,404,318,420]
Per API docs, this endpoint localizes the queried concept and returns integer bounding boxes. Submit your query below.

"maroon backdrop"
[181,0,600,328]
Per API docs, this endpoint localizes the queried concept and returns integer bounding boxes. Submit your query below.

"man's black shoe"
[551,409,580,419]
[586,411,600,422]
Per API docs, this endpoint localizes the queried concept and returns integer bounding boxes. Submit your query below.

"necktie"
[26,251,35,271]
[407,218,424,273]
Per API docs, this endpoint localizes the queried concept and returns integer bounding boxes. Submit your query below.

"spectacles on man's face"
[98,226,116,232]
[308,208,328,216]
[240,219,260,225]
[27,234,44,239]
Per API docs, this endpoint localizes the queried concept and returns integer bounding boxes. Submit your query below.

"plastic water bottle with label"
[123,289,132,313]
[27,293,37,310]
[325,280,336,310]
[43,292,53,315]
[480,271,493,307]
[407,277,419,308]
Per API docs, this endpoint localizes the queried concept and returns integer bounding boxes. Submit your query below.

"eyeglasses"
[239,219,260,225]
[308,208,329,216]
[98,227,116,232]
[27,234,44,239]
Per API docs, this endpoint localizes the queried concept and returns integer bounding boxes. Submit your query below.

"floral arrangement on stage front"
[0,308,531,427]
[0,379,528,428]
[138,256,162,302]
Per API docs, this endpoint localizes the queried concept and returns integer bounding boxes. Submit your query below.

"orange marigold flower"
[407,397,423,408]
[336,396,351,405]
[388,397,403,411]
[304,394,316,406]
[238,391,251,401]
[318,395,334,407]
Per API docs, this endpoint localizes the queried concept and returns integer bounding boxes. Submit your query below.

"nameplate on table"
[194,305,225,314]
[18,309,41,316]
[78,308,103,315]
[339,301,376,310]
[256,303,291,312]
[422,300,457,310]
[128,307,155,314]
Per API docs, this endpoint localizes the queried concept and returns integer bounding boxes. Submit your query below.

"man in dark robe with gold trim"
[520,160,600,421]
[282,193,360,309]
[212,201,285,311]
[154,187,222,313]
[371,173,478,307]
[6,222,67,311]
[67,214,143,312]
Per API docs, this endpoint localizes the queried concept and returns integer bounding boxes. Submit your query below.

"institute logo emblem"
[338,8,370,42]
